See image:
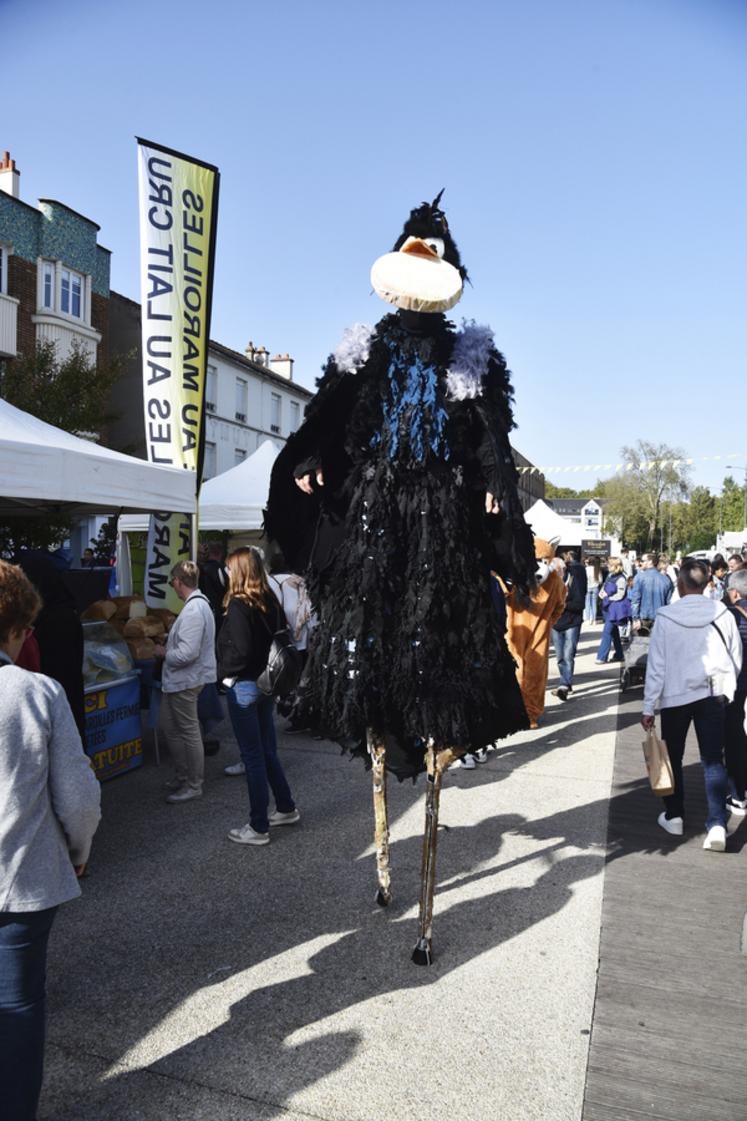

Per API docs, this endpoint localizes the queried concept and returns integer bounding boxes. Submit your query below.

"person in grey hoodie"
[0,560,101,1121]
[641,558,742,852]
[153,560,216,803]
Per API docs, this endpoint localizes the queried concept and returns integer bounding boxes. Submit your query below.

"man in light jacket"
[641,558,742,851]
[154,561,217,803]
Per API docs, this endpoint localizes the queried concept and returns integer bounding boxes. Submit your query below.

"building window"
[235,447,246,465]
[203,441,216,480]
[60,268,83,319]
[235,377,248,423]
[42,261,54,309]
[38,259,87,321]
[270,392,281,434]
[0,244,10,295]
[289,400,300,433]
[206,364,217,412]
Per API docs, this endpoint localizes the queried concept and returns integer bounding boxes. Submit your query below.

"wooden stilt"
[368,730,391,907]
[411,743,456,965]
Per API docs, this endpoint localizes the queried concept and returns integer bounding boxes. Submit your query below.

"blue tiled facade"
[0,194,110,296]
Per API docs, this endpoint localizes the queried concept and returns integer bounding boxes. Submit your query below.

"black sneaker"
[551,686,569,701]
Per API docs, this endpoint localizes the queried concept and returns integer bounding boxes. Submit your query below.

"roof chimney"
[0,151,20,199]
[270,352,294,380]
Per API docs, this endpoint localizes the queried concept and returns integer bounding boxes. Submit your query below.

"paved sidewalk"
[582,686,747,1121]
[42,630,619,1121]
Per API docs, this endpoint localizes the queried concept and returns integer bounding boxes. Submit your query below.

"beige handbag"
[642,727,675,796]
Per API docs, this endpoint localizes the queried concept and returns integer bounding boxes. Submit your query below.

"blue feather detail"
[371,343,450,462]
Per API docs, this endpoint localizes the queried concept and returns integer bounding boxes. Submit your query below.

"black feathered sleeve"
[264,355,359,572]
[469,348,537,592]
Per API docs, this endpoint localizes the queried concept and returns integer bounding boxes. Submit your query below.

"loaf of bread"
[111,595,145,620]
[126,637,156,660]
[147,608,177,631]
[81,600,117,622]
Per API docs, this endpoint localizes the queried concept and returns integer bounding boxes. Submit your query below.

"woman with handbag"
[217,548,299,846]
[595,557,629,664]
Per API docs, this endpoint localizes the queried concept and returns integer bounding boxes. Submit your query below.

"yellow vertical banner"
[136,139,219,606]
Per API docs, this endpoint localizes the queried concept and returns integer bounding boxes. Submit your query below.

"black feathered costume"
[266,198,536,781]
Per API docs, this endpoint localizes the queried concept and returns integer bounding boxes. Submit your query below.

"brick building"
[0,151,111,373]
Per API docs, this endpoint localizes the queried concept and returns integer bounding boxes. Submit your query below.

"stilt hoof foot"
[411,938,433,966]
[375,888,391,907]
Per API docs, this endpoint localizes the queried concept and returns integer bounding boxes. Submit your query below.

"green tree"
[603,441,690,550]
[720,474,746,532]
[674,486,717,552]
[0,341,124,554]
[598,474,650,551]
[0,339,123,438]
[545,482,586,499]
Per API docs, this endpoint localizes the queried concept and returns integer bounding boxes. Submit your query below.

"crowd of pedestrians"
[2,537,747,1119]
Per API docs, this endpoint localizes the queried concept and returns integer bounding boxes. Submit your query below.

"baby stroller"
[620,623,651,693]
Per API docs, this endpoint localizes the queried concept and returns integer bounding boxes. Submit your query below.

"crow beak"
[400,237,439,260]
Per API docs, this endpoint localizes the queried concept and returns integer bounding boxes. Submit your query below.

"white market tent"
[524,498,623,555]
[118,438,280,534]
[199,438,280,530]
[0,398,196,517]
[524,498,583,545]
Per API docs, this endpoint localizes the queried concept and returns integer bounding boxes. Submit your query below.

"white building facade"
[202,341,313,480]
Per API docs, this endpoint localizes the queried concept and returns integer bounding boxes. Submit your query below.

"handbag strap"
[711,620,740,673]
[257,600,283,638]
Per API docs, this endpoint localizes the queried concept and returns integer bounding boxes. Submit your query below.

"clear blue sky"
[3,0,745,493]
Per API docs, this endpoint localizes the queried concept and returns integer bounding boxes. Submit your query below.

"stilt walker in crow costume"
[266,193,536,964]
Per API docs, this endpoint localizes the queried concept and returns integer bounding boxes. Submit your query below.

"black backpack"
[256,605,303,699]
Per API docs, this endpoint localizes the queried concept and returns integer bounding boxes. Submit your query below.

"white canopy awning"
[199,438,280,530]
[524,499,584,546]
[118,438,280,534]
[0,397,196,517]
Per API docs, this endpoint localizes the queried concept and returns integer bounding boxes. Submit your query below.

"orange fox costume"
[498,538,567,728]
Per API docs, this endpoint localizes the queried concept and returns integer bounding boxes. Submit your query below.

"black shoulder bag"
[256,603,303,699]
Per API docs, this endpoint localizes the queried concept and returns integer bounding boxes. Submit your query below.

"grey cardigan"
[161,589,217,694]
[0,654,101,912]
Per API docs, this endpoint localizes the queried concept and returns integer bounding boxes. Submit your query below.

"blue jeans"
[552,625,581,688]
[226,681,295,834]
[0,906,57,1121]
[584,589,598,624]
[596,614,623,662]
[661,696,729,829]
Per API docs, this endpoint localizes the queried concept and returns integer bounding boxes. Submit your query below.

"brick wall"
[6,255,109,371]
[8,255,36,361]
[91,292,109,367]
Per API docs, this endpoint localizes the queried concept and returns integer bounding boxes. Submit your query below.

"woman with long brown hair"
[217,548,299,845]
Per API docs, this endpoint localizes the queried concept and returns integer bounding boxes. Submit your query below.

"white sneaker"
[726,795,747,816]
[657,812,683,836]
[228,822,269,846]
[474,747,489,764]
[224,761,246,776]
[458,754,477,769]
[165,785,202,804]
[703,825,726,852]
[268,808,301,826]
